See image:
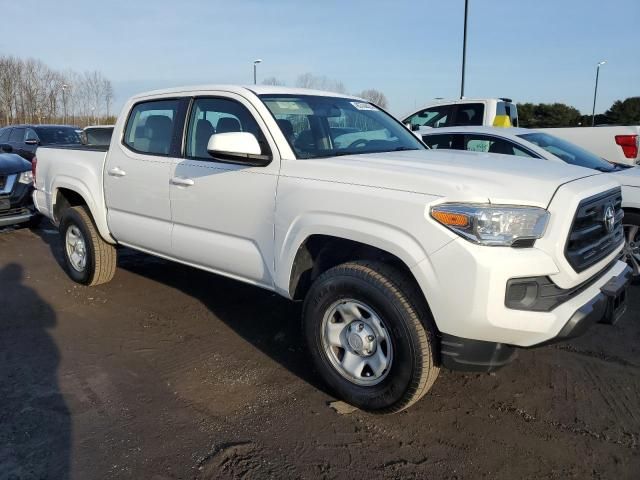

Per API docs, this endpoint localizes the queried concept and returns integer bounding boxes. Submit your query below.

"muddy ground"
[1,224,639,479]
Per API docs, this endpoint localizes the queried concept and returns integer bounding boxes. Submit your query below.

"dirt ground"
[1,224,639,480]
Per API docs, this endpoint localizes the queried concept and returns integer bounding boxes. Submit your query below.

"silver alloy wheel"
[623,224,640,277]
[65,225,87,272]
[321,299,393,386]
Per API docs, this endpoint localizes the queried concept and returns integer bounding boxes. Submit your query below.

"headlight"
[18,171,34,184]
[431,203,549,246]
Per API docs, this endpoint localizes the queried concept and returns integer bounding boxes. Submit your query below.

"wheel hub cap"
[65,225,87,272]
[347,322,376,356]
[321,299,393,386]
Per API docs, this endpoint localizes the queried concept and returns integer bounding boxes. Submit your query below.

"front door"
[104,97,186,255]
[170,94,279,287]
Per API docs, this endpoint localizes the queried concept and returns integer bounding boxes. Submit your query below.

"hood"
[283,149,599,208]
[0,153,31,175]
[611,165,640,187]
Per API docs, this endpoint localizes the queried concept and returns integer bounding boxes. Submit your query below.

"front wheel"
[622,211,640,283]
[303,261,439,413]
[59,206,117,286]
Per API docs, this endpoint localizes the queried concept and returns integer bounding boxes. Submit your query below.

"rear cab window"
[452,103,484,126]
[124,99,181,155]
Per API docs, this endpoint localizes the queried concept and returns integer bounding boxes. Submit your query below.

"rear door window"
[464,134,535,157]
[0,128,10,142]
[421,134,455,149]
[124,99,181,155]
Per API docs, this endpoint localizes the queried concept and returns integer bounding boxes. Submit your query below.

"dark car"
[0,152,39,227]
[0,124,82,161]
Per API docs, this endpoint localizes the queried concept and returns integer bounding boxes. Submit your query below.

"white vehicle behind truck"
[33,85,630,412]
[537,126,640,166]
[403,99,640,165]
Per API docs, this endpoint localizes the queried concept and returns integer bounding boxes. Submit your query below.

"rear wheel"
[622,211,640,283]
[303,260,439,413]
[59,206,116,286]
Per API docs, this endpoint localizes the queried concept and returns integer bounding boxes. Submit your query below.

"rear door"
[169,93,279,287]
[104,97,187,255]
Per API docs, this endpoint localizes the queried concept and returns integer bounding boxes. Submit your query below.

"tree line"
[263,73,390,109]
[517,97,640,128]
[0,55,115,127]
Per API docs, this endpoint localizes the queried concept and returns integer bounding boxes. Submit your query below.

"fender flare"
[51,176,115,244]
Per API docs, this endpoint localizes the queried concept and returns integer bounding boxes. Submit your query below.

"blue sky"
[1,0,638,116]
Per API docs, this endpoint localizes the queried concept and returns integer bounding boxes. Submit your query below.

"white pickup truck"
[34,85,630,413]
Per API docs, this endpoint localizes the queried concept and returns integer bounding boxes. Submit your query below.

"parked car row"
[0,123,115,229]
[29,85,631,414]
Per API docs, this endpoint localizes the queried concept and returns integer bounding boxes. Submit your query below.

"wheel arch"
[52,179,115,244]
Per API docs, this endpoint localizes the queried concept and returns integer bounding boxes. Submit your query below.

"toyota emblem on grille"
[603,206,615,233]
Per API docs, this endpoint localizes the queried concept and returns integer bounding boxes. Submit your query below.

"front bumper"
[439,264,631,372]
[0,176,37,227]
[411,235,628,347]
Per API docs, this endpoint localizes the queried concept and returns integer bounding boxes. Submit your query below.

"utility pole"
[460,0,469,99]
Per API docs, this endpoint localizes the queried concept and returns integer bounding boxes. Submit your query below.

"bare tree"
[355,89,389,109]
[295,73,347,94]
[262,77,285,86]
[0,55,115,126]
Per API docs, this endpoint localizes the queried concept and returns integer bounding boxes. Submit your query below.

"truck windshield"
[259,94,425,159]
[34,126,81,145]
[519,132,620,172]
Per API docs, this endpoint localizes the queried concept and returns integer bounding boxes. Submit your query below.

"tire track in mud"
[551,343,639,368]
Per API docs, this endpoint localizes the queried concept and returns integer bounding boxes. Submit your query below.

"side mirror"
[25,139,39,145]
[207,132,271,166]
[0,143,12,153]
[411,124,420,132]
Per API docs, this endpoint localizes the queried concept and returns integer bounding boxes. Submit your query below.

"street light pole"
[62,84,68,124]
[460,0,469,99]
[591,60,606,126]
[253,59,262,85]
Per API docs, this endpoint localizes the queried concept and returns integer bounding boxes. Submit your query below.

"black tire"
[59,206,116,286]
[622,211,640,284]
[303,260,439,413]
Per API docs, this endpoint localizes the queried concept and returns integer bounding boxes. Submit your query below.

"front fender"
[275,211,449,297]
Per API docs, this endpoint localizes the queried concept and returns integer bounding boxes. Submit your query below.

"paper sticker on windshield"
[351,102,378,111]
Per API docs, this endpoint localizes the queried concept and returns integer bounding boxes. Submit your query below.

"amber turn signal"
[432,211,470,227]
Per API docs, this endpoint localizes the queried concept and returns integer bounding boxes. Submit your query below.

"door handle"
[108,167,127,177]
[170,177,195,187]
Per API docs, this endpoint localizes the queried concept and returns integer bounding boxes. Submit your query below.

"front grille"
[565,187,624,273]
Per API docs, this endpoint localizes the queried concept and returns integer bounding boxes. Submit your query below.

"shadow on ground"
[0,263,71,479]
